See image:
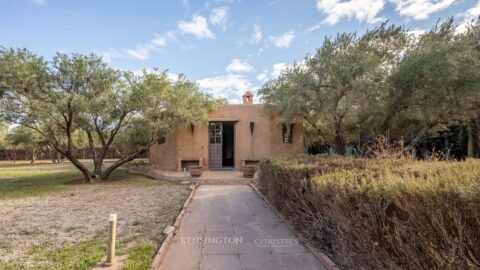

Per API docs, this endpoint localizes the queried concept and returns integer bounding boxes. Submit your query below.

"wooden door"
[208,122,222,169]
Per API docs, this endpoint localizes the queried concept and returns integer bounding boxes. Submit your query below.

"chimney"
[242,91,254,105]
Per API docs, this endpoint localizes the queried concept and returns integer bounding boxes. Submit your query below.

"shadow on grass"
[0,162,170,270]
[0,161,137,200]
[0,170,83,200]
[0,161,57,168]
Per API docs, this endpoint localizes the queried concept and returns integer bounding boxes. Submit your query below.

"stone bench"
[177,157,204,171]
[241,159,260,166]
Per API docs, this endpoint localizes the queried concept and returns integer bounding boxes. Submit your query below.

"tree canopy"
[259,19,480,156]
[0,49,218,181]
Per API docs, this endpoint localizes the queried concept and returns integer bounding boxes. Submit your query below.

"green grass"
[21,228,159,270]
[0,161,177,270]
[120,244,156,270]
[0,161,152,200]
[0,162,86,200]
[0,161,56,168]
[0,261,23,270]
[0,171,82,200]
[29,235,107,270]
[22,235,159,270]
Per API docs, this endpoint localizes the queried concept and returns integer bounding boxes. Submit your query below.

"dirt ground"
[0,178,189,266]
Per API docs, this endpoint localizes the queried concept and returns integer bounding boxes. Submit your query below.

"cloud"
[271,62,290,78]
[250,24,262,44]
[197,74,253,100]
[150,31,176,47]
[256,71,268,81]
[100,49,123,63]
[316,0,385,25]
[408,28,426,38]
[457,1,480,33]
[269,30,295,48]
[126,47,150,60]
[209,7,229,31]
[389,0,455,20]
[314,0,455,26]
[306,23,322,33]
[225,58,254,73]
[178,15,215,39]
[125,31,176,60]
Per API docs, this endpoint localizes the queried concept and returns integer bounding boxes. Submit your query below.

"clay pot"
[242,165,257,178]
[188,165,203,178]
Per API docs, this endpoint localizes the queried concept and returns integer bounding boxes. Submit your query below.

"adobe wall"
[270,116,305,157]
[148,132,177,170]
[208,104,274,169]
[149,104,305,170]
[175,123,209,170]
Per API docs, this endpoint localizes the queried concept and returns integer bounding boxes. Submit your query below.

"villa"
[149,91,304,171]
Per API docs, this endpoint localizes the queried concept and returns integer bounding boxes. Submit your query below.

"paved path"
[159,185,325,270]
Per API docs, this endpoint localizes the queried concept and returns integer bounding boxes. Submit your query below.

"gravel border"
[150,183,198,270]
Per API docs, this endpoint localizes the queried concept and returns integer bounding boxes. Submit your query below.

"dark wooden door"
[208,122,222,169]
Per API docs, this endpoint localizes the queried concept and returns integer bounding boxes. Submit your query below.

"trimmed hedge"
[258,155,480,269]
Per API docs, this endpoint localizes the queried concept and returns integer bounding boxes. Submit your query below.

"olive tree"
[0,49,216,182]
[260,24,409,154]
[385,19,480,152]
[260,19,480,156]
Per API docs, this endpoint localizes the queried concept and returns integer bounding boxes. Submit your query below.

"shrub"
[258,155,480,269]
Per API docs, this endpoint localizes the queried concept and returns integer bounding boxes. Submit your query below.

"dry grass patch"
[0,163,189,269]
[259,155,480,269]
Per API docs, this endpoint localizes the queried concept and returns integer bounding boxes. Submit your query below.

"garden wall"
[0,148,147,161]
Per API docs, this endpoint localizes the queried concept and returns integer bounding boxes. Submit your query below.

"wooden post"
[105,214,117,266]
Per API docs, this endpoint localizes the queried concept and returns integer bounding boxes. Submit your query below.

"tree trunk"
[55,143,92,182]
[85,130,101,180]
[101,148,147,181]
[411,147,417,159]
[334,135,346,155]
[444,136,450,160]
[406,122,437,159]
[94,159,102,179]
[50,149,56,163]
[30,148,37,164]
[467,121,474,158]
[475,118,480,154]
[66,155,92,183]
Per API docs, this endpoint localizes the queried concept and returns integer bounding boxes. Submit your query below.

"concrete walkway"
[159,185,325,270]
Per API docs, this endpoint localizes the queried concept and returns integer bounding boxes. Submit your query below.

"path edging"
[248,183,339,270]
[128,167,186,182]
[150,183,198,270]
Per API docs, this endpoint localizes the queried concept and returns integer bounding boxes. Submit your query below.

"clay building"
[149,91,304,171]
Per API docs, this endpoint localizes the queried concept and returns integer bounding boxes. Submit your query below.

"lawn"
[0,160,189,270]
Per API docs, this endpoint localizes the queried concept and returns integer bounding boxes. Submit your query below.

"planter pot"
[242,165,257,178]
[188,165,203,178]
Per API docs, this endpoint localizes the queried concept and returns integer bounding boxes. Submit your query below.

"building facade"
[149,92,304,171]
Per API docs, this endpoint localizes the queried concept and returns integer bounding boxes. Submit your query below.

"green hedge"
[258,155,480,269]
